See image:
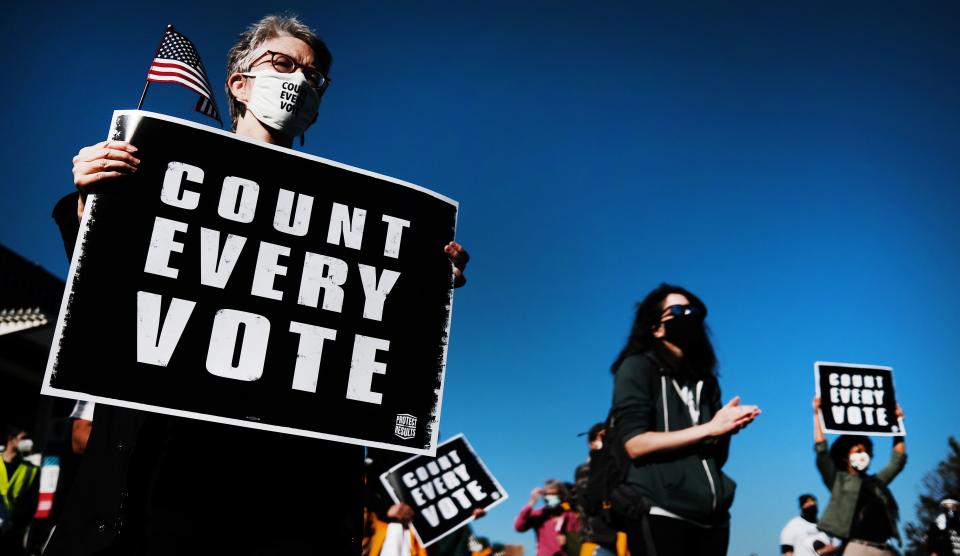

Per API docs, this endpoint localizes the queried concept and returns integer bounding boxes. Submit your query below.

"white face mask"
[241,70,319,138]
[849,452,871,471]
[16,438,34,455]
[544,494,561,507]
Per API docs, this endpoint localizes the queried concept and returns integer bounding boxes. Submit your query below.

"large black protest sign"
[380,434,508,546]
[43,110,458,455]
[815,362,905,436]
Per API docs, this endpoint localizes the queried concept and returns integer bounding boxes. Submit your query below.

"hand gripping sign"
[815,361,905,436]
[380,434,509,546]
[43,111,458,456]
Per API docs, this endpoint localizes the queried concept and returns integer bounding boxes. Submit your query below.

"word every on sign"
[140,160,416,405]
[400,449,488,528]
[826,371,889,427]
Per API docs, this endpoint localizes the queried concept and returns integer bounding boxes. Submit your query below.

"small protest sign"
[379,434,508,546]
[815,361,905,436]
[43,110,458,456]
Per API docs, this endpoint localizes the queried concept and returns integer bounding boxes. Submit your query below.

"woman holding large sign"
[812,397,906,555]
[51,14,470,556]
[609,284,761,556]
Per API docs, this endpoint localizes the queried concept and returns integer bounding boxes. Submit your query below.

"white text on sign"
[827,372,889,427]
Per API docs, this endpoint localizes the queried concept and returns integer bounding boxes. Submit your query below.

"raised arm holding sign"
[814,362,904,436]
[811,363,907,554]
[378,434,508,547]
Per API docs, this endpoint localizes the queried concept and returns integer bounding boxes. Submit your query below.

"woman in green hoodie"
[812,397,906,555]
[610,284,761,556]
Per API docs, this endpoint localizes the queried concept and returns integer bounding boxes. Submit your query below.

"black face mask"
[801,506,818,522]
[662,315,706,353]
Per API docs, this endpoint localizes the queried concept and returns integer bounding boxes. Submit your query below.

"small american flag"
[146,26,222,125]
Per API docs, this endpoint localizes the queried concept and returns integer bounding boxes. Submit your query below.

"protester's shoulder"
[781,516,804,534]
[615,353,660,378]
[779,516,797,541]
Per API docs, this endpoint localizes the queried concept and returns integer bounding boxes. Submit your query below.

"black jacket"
[611,353,735,525]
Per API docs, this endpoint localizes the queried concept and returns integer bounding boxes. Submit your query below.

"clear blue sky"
[2,1,958,554]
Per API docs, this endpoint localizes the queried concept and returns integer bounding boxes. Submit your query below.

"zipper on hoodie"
[664,374,719,511]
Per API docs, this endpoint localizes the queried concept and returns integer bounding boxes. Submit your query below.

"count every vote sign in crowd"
[380,435,509,546]
[815,361,905,436]
[43,110,459,455]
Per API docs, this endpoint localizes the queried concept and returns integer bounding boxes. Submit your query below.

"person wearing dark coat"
[46,14,470,556]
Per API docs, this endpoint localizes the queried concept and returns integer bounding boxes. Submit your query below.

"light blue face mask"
[544,494,561,507]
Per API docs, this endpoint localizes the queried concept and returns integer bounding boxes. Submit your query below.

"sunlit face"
[801,497,817,510]
[230,36,317,105]
[653,292,690,339]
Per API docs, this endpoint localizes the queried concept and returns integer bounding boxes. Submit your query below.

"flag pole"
[137,24,175,110]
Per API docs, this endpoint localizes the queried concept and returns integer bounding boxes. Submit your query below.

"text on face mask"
[280,81,301,113]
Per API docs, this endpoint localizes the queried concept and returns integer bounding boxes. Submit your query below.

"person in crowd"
[610,283,761,556]
[0,425,39,556]
[779,494,839,556]
[514,479,580,556]
[364,449,487,556]
[363,451,424,556]
[925,498,960,556]
[573,423,624,556]
[812,398,906,555]
[48,14,469,556]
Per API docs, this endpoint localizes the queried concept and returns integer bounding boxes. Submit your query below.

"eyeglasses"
[248,50,330,94]
[661,304,706,320]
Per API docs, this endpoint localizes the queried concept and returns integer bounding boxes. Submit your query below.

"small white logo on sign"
[395,414,417,440]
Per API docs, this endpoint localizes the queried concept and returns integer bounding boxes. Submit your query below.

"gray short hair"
[225,15,332,130]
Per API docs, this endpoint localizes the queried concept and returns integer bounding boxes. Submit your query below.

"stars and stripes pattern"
[146,27,222,125]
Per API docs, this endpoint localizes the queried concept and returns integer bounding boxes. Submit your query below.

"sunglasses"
[661,304,706,320]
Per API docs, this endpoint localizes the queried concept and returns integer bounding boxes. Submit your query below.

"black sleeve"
[611,355,658,441]
[780,544,793,553]
[52,192,82,260]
